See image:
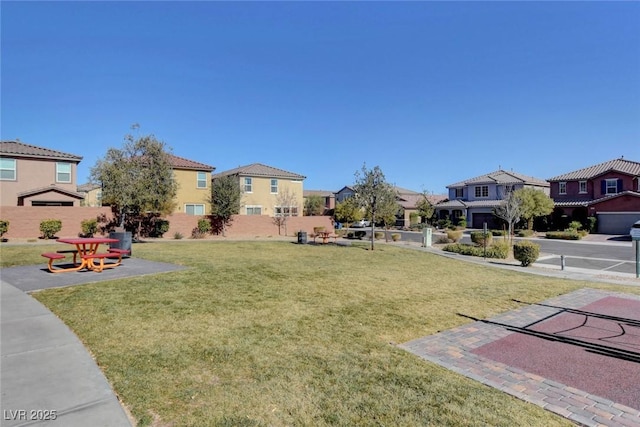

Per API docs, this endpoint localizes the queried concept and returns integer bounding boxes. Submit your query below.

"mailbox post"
[422,227,432,247]
[632,228,640,278]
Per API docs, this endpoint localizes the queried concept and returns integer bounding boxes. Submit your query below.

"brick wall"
[0,207,114,239]
[0,206,334,239]
[165,213,334,238]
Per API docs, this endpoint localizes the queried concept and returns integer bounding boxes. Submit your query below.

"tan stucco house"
[77,182,103,207]
[169,154,215,215]
[212,163,305,216]
[0,141,85,206]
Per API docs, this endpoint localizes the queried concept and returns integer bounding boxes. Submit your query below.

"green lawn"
[3,241,638,426]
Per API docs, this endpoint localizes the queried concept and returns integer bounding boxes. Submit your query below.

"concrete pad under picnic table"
[1,258,186,292]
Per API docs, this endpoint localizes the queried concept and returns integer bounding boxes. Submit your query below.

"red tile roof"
[168,154,214,171]
[449,169,548,188]
[548,157,640,181]
[213,163,305,180]
[0,141,82,161]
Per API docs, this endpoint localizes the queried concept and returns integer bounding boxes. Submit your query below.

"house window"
[185,204,205,215]
[0,158,16,180]
[275,206,299,217]
[605,179,619,195]
[197,172,207,189]
[246,205,262,215]
[271,179,278,194]
[56,162,72,183]
[454,188,463,198]
[474,185,489,198]
[559,182,567,195]
[244,177,252,193]
[579,181,587,194]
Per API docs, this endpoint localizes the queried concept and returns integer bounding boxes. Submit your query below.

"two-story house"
[0,141,85,206]
[168,154,215,215]
[335,185,445,226]
[212,163,305,216]
[334,186,356,204]
[435,169,550,229]
[548,157,640,234]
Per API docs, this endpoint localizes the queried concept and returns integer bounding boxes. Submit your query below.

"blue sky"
[2,1,639,195]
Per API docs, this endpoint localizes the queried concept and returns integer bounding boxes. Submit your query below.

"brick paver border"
[400,288,640,427]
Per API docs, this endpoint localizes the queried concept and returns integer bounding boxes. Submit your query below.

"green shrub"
[0,220,8,237]
[491,229,506,236]
[409,212,419,226]
[457,217,467,228]
[546,231,581,240]
[442,242,508,259]
[446,229,463,242]
[40,219,62,239]
[173,232,184,240]
[80,218,98,237]
[470,231,493,247]
[585,217,597,233]
[197,218,211,233]
[437,219,451,230]
[442,243,479,256]
[355,230,366,239]
[513,241,540,267]
[192,218,212,239]
[152,219,170,237]
[567,221,582,231]
[515,229,534,237]
[489,241,510,259]
[374,231,384,240]
[391,233,401,241]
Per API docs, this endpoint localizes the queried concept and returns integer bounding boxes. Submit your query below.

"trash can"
[109,231,132,257]
[297,231,307,244]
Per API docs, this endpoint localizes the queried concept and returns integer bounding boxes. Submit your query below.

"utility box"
[422,228,432,247]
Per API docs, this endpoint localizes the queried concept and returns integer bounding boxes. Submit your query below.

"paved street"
[348,228,639,277]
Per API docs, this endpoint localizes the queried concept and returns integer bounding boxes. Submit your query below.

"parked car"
[352,219,371,228]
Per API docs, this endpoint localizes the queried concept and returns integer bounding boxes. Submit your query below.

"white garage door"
[597,212,640,235]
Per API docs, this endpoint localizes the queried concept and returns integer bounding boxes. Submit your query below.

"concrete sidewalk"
[1,281,133,426]
[1,258,186,427]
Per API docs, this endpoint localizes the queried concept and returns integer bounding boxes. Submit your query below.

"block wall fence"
[0,207,334,240]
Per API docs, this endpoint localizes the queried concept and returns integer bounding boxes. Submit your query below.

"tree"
[493,190,522,245]
[353,164,396,250]
[210,175,242,236]
[334,197,362,229]
[304,195,325,216]
[416,191,436,225]
[90,129,177,238]
[514,188,554,230]
[376,189,400,241]
[272,188,299,236]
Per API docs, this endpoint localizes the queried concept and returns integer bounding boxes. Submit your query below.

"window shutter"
[601,180,606,195]
[617,178,623,193]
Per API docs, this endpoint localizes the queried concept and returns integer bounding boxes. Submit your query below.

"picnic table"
[314,230,338,244]
[41,237,129,273]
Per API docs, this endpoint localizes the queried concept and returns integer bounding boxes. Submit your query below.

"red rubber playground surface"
[400,288,640,427]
